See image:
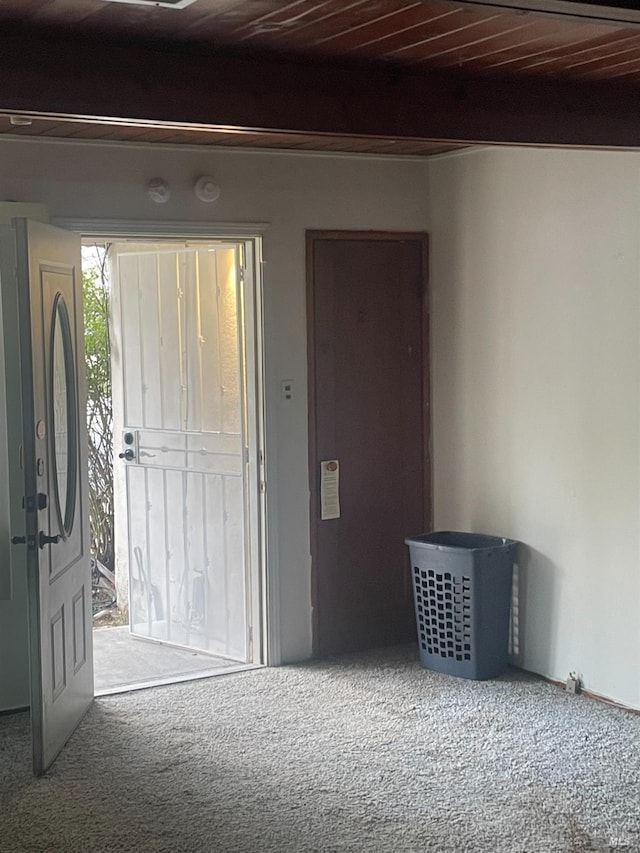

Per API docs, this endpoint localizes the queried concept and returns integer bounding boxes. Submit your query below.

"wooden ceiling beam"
[1,32,640,148]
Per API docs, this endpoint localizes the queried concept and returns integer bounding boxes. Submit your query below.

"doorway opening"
[81,237,265,694]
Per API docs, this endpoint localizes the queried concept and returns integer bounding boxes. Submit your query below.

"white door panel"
[14,219,93,775]
[111,242,254,662]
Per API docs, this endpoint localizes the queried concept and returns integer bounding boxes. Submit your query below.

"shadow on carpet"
[1,645,639,852]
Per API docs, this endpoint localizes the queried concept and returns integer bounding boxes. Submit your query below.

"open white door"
[110,241,259,663]
[13,219,93,775]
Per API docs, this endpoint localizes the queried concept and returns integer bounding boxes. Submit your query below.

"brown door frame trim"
[306,230,433,657]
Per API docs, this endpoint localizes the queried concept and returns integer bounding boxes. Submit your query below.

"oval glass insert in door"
[50,293,78,538]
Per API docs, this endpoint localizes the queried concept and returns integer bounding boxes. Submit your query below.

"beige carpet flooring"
[1,645,639,852]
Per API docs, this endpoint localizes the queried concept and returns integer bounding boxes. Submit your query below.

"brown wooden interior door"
[308,232,430,657]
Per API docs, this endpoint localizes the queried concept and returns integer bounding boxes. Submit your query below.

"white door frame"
[55,217,278,666]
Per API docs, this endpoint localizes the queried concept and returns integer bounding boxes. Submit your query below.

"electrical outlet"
[566,672,581,695]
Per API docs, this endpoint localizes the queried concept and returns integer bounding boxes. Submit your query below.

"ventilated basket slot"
[413,567,472,662]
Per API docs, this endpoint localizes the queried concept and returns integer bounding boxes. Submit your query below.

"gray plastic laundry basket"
[405,531,518,680]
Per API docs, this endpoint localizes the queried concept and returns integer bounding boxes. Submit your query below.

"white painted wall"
[0,137,430,667]
[429,147,640,709]
[8,138,634,709]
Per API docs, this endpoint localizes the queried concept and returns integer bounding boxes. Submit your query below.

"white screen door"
[110,241,259,663]
[14,219,93,775]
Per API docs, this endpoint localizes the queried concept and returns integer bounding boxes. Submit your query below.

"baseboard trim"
[0,705,29,716]
[513,666,640,716]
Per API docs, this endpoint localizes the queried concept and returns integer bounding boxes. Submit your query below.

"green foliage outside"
[83,254,114,575]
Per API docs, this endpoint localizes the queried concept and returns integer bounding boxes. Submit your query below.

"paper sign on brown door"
[320,460,340,520]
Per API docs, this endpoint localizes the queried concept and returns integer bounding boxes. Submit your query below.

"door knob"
[119,448,135,461]
[39,532,61,548]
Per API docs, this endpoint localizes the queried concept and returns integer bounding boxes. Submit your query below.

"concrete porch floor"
[93,625,249,695]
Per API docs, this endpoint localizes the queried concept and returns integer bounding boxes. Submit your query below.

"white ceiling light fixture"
[194,176,221,204]
[147,178,171,204]
[99,0,198,9]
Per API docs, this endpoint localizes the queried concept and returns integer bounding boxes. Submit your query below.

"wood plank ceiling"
[6,0,640,82]
[4,0,640,155]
